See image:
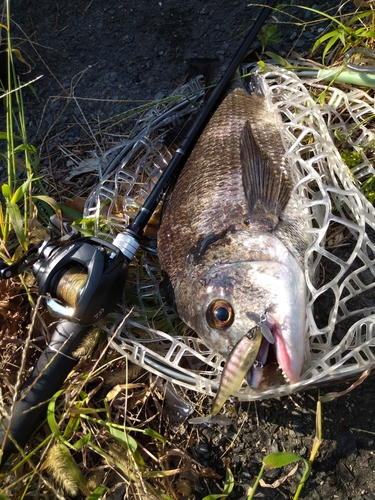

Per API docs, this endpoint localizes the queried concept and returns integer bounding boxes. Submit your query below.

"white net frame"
[83,65,375,401]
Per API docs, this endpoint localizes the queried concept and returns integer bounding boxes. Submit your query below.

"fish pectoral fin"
[240,121,291,229]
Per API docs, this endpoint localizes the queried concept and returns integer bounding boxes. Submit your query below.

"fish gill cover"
[83,65,375,401]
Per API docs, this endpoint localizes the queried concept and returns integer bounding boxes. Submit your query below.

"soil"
[2,1,375,499]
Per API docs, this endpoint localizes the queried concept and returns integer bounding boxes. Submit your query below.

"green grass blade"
[32,194,62,216]
[144,428,166,445]
[107,425,138,452]
[202,467,234,500]
[10,176,33,204]
[321,33,339,65]
[1,183,12,200]
[73,433,92,451]
[262,452,308,469]
[86,486,109,499]
[47,389,64,439]
[291,5,350,31]
[6,201,27,250]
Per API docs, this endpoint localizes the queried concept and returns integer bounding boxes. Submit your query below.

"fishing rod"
[0,0,277,467]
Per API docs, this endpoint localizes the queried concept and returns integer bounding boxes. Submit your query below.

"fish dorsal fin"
[240,121,291,230]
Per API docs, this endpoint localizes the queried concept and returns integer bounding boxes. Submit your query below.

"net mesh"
[83,65,375,400]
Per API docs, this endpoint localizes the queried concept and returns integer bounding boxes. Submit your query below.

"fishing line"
[55,266,88,307]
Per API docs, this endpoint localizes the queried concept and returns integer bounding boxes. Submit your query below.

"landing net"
[83,65,375,400]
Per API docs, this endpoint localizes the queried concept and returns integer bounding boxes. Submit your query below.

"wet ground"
[3,0,375,498]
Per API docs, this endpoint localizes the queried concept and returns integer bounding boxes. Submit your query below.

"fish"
[211,325,263,416]
[157,69,311,389]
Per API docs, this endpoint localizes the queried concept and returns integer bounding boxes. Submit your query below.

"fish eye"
[206,300,234,330]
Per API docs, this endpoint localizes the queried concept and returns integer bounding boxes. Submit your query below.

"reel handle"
[0,320,88,467]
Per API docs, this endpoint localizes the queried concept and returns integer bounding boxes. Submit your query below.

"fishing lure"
[211,325,263,416]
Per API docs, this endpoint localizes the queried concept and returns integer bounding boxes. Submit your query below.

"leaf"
[347,9,373,25]
[47,390,64,439]
[0,203,4,238]
[322,33,340,65]
[292,5,349,31]
[6,202,27,250]
[86,486,109,500]
[11,48,32,72]
[259,463,299,489]
[105,426,146,469]
[312,31,337,53]
[143,468,184,478]
[319,365,374,402]
[47,390,78,451]
[105,383,146,402]
[32,194,62,216]
[334,129,346,142]
[69,407,106,415]
[60,204,84,221]
[337,29,347,46]
[144,428,166,445]
[261,452,312,500]
[73,433,92,450]
[1,184,11,201]
[13,143,37,154]
[63,413,81,440]
[265,51,289,67]
[357,28,375,38]
[203,467,234,500]
[107,425,138,453]
[10,175,33,204]
[263,452,306,469]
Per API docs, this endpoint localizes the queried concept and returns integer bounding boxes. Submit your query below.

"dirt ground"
[3,0,375,498]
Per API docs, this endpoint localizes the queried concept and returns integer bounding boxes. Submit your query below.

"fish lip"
[272,324,300,384]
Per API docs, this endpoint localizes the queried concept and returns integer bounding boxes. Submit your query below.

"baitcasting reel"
[0,218,143,326]
[33,236,128,325]
[0,221,142,466]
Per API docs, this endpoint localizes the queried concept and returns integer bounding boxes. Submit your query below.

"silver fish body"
[157,77,311,387]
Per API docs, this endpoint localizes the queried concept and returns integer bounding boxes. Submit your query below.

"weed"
[0,3,59,264]
[287,4,375,65]
[258,23,283,53]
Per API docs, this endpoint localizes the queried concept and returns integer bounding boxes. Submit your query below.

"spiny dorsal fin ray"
[240,121,291,230]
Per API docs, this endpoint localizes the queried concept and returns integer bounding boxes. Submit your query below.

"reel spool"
[33,237,128,325]
[55,266,88,308]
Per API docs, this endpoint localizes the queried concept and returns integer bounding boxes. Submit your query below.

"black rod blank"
[132,0,277,232]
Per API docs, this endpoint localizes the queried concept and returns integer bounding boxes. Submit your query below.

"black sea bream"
[157,74,311,388]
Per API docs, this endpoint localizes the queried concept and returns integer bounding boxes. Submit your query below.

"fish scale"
[163,89,265,265]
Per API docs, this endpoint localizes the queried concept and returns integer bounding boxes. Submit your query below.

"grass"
[0,4,212,498]
[0,4,59,264]
[1,0,375,499]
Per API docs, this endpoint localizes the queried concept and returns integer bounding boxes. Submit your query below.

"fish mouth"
[247,336,279,390]
[246,315,301,389]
